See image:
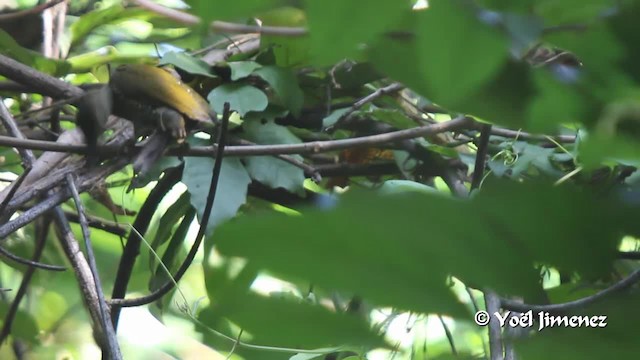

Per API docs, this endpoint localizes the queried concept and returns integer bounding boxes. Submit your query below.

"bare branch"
[0,116,473,157]
[501,268,640,314]
[67,173,121,359]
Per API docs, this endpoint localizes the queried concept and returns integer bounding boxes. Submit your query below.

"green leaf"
[258,7,310,67]
[0,302,39,343]
[332,62,382,91]
[535,0,614,24]
[128,156,183,190]
[322,108,350,129]
[306,0,407,65]
[378,180,440,195]
[212,291,385,349]
[183,154,251,235]
[243,119,306,194]
[209,83,268,116]
[370,109,416,130]
[149,208,196,292]
[0,29,70,76]
[217,180,635,316]
[70,5,134,48]
[148,191,192,271]
[253,66,304,116]
[515,294,640,359]
[159,51,215,77]
[415,0,509,105]
[228,61,262,80]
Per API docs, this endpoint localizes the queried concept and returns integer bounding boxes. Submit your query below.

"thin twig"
[110,103,231,307]
[67,174,120,359]
[0,217,54,344]
[0,166,32,216]
[233,138,321,181]
[133,0,307,36]
[0,160,128,240]
[501,268,640,314]
[64,211,128,237]
[52,207,123,359]
[327,83,404,131]
[0,0,67,21]
[110,166,183,328]
[0,91,122,358]
[0,244,65,271]
[437,315,457,356]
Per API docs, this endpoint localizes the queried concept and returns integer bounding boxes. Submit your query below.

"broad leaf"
[243,119,306,194]
[183,154,251,235]
[209,83,269,116]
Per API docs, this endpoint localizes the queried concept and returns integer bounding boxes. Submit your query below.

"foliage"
[1,0,640,359]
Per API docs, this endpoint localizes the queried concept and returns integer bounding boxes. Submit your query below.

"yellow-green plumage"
[110,64,213,123]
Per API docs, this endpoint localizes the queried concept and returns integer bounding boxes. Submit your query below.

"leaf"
[183,154,251,235]
[378,180,440,196]
[322,108,351,129]
[253,66,304,116]
[159,51,216,77]
[216,180,636,317]
[0,29,70,76]
[149,208,196,292]
[515,294,640,359]
[415,0,509,106]
[306,0,407,65]
[332,62,382,90]
[211,291,385,349]
[70,5,146,48]
[148,191,192,271]
[0,302,39,343]
[128,156,183,190]
[228,61,262,80]
[243,119,306,194]
[208,83,269,116]
[258,7,310,67]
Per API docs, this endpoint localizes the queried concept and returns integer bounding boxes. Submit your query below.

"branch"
[0,116,473,157]
[501,268,640,314]
[67,173,121,359]
[64,211,127,237]
[470,124,492,191]
[110,103,231,307]
[327,83,404,131]
[109,166,183,328]
[133,0,307,36]
[485,290,503,360]
[0,95,122,358]
[0,54,83,99]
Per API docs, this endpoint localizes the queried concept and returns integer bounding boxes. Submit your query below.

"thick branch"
[0,54,83,99]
